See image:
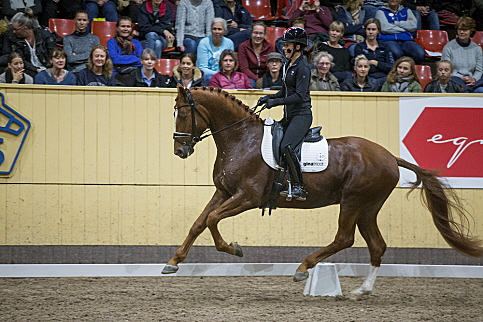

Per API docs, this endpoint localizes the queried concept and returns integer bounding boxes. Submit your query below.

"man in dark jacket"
[138,0,175,59]
[212,0,252,50]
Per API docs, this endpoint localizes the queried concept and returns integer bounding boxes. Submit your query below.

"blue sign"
[0,92,31,176]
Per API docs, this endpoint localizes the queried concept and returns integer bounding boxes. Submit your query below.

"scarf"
[456,37,471,47]
[5,69,26,84]
[115,34,135,55]
[391,76,411,92]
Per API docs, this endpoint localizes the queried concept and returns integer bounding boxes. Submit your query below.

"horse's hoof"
[161,264,179,274]
[293,271,309,282]
[232,242,244,257]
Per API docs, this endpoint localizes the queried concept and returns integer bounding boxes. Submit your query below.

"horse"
[162,85,483,295]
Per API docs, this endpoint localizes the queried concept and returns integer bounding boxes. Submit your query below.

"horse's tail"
[396,157,483,258]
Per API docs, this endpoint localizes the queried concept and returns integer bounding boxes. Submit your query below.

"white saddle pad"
[261,118,329,172]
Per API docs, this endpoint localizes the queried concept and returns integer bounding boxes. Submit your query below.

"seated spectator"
[402,0,439,31]
[117,0,145,23]
[2,9,60,77]
[442,17,483,93]
[209,49,251,89]
[77,44,116,86]
[340,54,378,91]
[318,21,352,83]
[256,52,283,89]
[197,18,234,86]
[2,0,42,22]
[288,0,333,37]
[212,0,252,50]
[310,51,340,91]
[175,0,214,54]
[238,22,275,88]
[337,0,367,43]
[107,16,143,84]
[34,47,77,84]
[138,0,175,59]
[0,52,34,84]
[84,0,119,25]
[376,0,424,64]
[40,0,83,27]
[64,10,100,72]
[381,56,421,92]
[126,48,175,87]
[172,53,203,88]
[423,60,464,93]
[353,18,394,90]
[364,0,387,19]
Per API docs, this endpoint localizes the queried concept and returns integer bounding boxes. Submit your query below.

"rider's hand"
[266,99,277,109]
[257,96,269,106]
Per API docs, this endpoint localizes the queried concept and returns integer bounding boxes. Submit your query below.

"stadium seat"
[243,0,275,21]
[414,30,449,58]
[155,59,180,76]
[415,65,433,90]
[91,21,117,48]
[48,19,75,38]
[265,27,285,46]
[275,0,289,20]
[471,31,483,50]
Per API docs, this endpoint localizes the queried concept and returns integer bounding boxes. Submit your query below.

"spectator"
[363,0,386,19]
[175,0,214,54]
[381,56,421,92]
[237,22,275,88]
[423,60,464,93]
[2,0,42,22]
[196,18,234,86]
[0,52,34,84]
[118,0,145,23]
[40,0,83,27]
[77,44,116,86]
[402,0,439,31]
[441,17,483,93]
[288,0,333,36]
[340,54,378,91]
[2,9,60,77]
[309,51,340,91]
[107,16,143,84]
[337,0,366,43]
[353,17,394,90]
[138,0,175,59]
[171,53,203,88]
[212,0,252,50]
[84,0,119,24]
[209,49,251,89]
[126,48,175,87]
[256,51,283,89]
[376,0,424,64]
[318,21,352,82]
[64,10,100,72]
[34,47,77,84]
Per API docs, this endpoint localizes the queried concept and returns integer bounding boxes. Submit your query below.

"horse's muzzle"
[174,146,194,159]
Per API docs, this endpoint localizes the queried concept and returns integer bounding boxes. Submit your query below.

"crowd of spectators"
[0,0,482,93]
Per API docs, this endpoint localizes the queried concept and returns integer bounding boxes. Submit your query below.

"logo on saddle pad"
[0,93,31,176]
[261,118,329,172]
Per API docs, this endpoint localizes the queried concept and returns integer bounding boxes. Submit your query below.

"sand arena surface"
[1,275,482,321]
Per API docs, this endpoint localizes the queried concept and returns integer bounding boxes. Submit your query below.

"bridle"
[173,88,264,150]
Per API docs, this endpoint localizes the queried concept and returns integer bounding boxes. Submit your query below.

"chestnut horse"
[162,85,483,295]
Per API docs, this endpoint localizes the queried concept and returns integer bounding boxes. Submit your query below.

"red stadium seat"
[414,30,449,58]
[155,59,180,76]
[265,27,285,46]
[415,65,433,90]
[91,21,117,48]
[48,18,75,38]
[275,0,289,20]
[471,31,483,50]
[243,0,276,21]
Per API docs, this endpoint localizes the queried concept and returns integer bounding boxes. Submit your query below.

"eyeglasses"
[252,31,265,35]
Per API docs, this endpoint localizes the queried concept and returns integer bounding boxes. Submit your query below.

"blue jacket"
[375,5,417,41]
[212,0,252,36]
[353,41,394,79]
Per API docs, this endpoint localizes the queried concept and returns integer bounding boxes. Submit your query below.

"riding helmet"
[282,27,308,48]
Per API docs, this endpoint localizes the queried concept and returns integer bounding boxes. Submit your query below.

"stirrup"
[280,181,307,201]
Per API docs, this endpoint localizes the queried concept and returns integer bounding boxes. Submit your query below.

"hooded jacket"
[340,75,378,92]
[126,66,175,87]
[375,4,417,41]
[138,0,173,38]
[171,65,204,88]
[212,0,252,36]
[237,39,275,80]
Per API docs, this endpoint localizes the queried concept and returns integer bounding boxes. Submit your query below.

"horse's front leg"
[162,190,227,274]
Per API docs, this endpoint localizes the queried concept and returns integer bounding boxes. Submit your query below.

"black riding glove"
[257,96,269,106]
[266,99,278,109]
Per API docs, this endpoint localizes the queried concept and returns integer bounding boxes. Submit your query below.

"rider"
[257,27,313,201]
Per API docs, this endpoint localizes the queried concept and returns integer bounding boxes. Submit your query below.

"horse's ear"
[177,84,189,102]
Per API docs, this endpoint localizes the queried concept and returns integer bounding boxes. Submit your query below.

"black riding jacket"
[266,54,312,120]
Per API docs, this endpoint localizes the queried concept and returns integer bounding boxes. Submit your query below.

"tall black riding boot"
[280,145,307,201]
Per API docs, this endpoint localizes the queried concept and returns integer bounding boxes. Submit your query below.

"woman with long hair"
[77,45,116,86]
[34,48,77,85]
[381,56,421,92]
[209,49,252,89]
[171,53,204,88]
[0,52,34,84]
[340,54,378,91]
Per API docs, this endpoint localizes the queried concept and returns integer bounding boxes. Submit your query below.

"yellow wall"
[1,85,482,248]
